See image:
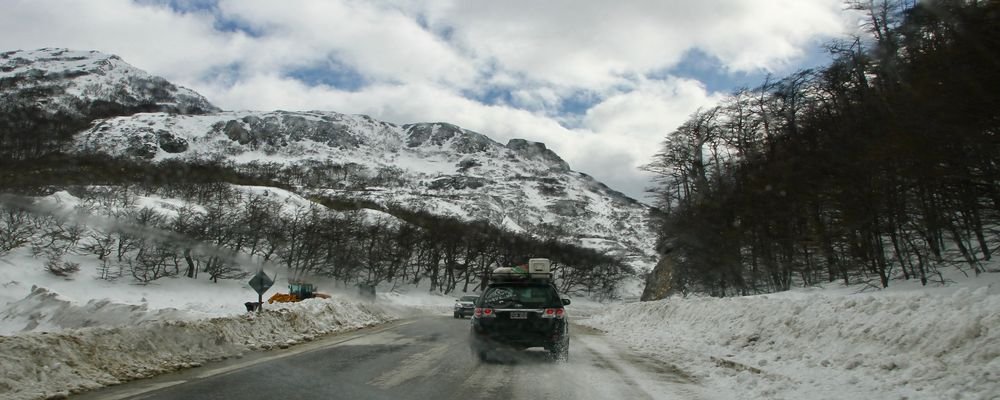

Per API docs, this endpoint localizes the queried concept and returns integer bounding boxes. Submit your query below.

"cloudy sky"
[1,0,861,200]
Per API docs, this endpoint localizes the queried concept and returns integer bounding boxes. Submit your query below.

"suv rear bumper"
[470,326,567,350]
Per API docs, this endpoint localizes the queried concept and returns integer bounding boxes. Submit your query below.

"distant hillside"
[74,110,656,268]
[0,48,658,297]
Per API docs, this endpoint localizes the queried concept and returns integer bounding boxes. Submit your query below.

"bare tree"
[0,206,34,255]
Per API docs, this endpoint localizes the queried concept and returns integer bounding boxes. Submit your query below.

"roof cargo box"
[528,258,551,278]
[491,258,553,282]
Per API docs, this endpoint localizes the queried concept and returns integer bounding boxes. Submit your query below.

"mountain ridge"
[3,48,658,271]
[1,48,218,116]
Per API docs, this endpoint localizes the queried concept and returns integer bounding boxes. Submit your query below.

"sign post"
[248,270,274,312]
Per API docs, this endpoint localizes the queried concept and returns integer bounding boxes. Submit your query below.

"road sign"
[249,270,274,295]
[248,270,274,313]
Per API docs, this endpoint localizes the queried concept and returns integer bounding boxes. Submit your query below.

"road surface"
[73,315,706,400]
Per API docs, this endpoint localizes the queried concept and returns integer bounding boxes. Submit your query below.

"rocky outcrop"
[506,139,570,171]
[547,199,589,217]
[211,114,365,150]
[641,253,676,301]
[156,131,188,153]
[427,175,491,191]
[404,122,497,154]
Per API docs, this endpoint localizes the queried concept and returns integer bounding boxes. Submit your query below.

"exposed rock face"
[211,114,366,149]
[536,177,567,196]
[641,254,676,301]
[404,122,497,154]
[156,131,188,153]
[456,158,481,172]
[104,127,188,158]
[126,141,158,159]
[428,175,491,191]
[547,199,588,217]
[506,139,570,172]
[220,119,252,145]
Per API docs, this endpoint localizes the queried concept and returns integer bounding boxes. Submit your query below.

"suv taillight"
[541,308,565,319]
[475,307,496,318]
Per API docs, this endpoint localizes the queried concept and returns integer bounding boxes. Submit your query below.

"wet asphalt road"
[72,315,705,400]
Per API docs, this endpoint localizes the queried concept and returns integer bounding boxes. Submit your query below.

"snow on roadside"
[0,245,467,400]
[563,296,612,318]
[580,273,1000,400]
[0,286,199,334]
[0,296,399,400]
[0,246,269,334]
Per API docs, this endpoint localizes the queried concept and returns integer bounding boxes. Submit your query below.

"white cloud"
[584,78,723,142]
[693,1,851,70]
[215,0,479,87]
[575,78,725,193]
[420,0,851,90]
[508,87,562,114]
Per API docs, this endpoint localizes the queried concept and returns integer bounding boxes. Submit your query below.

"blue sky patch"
[465,86,514,107]
[558,91,601,117]
[212,17,267,38]
[134,0,265,37]
[668,46,835,94]
[667,49,768,94]
[135,0,216,14]
[287,61,369,91]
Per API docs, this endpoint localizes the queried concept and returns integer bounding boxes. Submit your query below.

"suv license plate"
[510,311,527,319]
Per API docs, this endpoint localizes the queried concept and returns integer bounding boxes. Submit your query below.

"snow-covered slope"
[0,48,217,116]
[581,271,1000,400]
[74,110,656,267]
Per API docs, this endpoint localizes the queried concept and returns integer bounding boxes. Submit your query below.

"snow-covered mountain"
[0,48,217,117]
[3,48,657,270]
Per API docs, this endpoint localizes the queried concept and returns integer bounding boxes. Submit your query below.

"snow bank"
[0,246,278,335]
[561,296,613,318]
[0,286,200,334]
[0,296,398,400]
[581,274,1000,400]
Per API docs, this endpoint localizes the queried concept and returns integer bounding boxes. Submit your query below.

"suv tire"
[551,345,569,362]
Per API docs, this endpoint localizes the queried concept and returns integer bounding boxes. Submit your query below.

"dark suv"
[454,295,479,318]
[469,280,570,362]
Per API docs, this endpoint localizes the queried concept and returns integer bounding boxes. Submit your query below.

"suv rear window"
[481,284,560,308]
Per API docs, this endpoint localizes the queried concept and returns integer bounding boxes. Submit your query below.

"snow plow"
[267,281,331,303]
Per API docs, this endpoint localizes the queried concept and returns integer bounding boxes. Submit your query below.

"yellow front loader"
[267,281,330,303]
